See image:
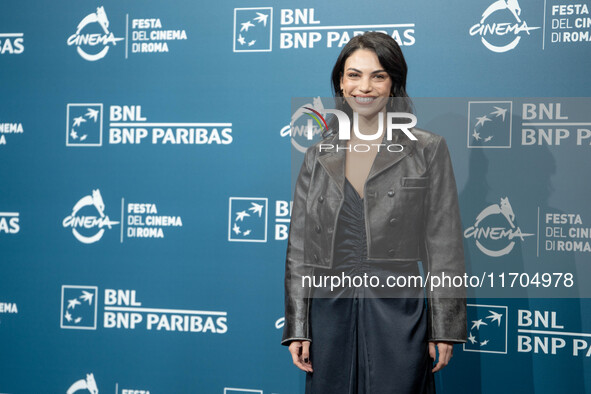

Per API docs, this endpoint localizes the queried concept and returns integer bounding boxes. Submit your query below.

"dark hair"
[325,32,413,138]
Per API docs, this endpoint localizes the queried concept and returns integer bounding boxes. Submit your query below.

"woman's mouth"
[353,96,376,104]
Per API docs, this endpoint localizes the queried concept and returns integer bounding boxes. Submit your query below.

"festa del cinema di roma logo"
[67,6,123,61]
[469,0,540,52]
[464,197,534,257]
[62,189,119,244]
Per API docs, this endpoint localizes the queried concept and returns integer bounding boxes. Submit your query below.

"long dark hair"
[324,32,413,139]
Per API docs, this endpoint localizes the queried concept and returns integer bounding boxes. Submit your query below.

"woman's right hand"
[288,340,313,373]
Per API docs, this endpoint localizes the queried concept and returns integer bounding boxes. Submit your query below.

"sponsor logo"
[462,306,591,357]
[0,122,24,146]
[234,7,415,51]
[468,101,512,148]
[61,286,228,334]
[469,0,540,53]
[67,373,98,394]
[61,286,98,330]
[66,104,233,146]
[125,202,183,240]
[228,197,296,243]
[464,197,534,257]
[0,32,25,55]
[543,212,591,253]
[62,188,182,243]
[0,303,18,314]
[66,104,103,147]
[518,308,591,357]
[464,304,508,354]
[0,212,20,234]
[130,18,187,54]
[62,189,120,244]
[67,7,189,60]
[67,6,124,61]
[521,101,591,147]
[228,198,268,242]
[234,8,273,52]
[548,4,591,46]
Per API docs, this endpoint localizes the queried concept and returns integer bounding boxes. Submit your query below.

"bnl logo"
[463,304,508,354]
[60,285,98,330]
[228,197,268,242]
[233,7,272,52]
[66,103,103,146]
[467,101,512,148]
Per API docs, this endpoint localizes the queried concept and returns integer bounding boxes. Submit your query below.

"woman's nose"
[358,76,372,92]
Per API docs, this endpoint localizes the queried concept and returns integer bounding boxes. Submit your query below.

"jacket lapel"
[317,130,414,195]
[368,131,413,180]
[317,134,346,195]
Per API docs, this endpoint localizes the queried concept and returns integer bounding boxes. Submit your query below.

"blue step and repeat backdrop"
[1,0,590,393]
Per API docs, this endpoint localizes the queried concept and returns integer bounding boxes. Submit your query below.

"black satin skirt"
[305,178,435,394]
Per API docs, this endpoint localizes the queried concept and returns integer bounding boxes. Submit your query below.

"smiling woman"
[282,31,467,394]
[340,49,392,118]
[330,31,411,122]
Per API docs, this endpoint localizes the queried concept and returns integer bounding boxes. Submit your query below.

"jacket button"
[387,190,395,197]
[318,195,324,203]
[389,217,397,226]
[315,224,321,233]
[388,248,396,256]
[328,227,334,234]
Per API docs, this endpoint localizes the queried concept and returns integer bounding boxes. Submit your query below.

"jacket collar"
[317,129,414,195]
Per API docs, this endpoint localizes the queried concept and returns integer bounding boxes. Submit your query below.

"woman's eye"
[347,73,359,78]
[374,74,387,80]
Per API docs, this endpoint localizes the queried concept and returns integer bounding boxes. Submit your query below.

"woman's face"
[340,48,392,118]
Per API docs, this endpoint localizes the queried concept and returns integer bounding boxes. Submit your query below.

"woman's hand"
[288,340,313,373]
[429,341,454,373]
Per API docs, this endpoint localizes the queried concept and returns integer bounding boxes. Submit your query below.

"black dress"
[305,177,435,394]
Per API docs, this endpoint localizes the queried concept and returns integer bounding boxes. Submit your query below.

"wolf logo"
[76,7,110,34]
[475,197,515,229]
[67,373,98,394]
[71,189,105,218]
[481,0,522,23]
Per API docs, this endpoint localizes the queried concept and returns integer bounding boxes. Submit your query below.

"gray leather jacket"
[282,128,467,345]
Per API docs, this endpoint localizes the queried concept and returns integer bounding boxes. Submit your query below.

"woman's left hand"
[429,341,454,373]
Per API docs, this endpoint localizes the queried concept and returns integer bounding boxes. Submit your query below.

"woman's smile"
[353,96,377,105]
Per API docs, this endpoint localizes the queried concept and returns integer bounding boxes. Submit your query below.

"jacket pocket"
[402,176,429,188]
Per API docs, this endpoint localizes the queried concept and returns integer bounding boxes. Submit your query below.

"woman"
[282,32,467,393]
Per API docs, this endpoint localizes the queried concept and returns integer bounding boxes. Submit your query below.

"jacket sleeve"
[421,136,467,343]
[281,146,316,346]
